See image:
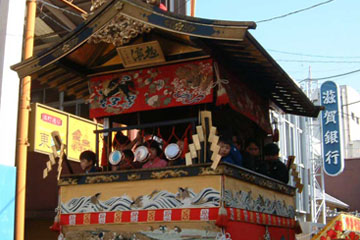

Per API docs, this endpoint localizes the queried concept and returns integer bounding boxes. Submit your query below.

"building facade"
[0,0,26,239]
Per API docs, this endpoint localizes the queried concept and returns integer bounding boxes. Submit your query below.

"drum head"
[109,150,123,165]
[164,143,181,161]
[134,146,150,162]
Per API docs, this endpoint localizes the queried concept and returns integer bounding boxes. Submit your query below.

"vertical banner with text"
[320,81,344,176]
[34,106,68,154]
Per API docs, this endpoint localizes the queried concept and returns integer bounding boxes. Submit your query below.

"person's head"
[244,138,260,157]
[112,150,135,171]
[263,143,280,161]
[79,150,96,171]
[232,135,242,151]
[218,137,232,157]
[123,149,135,161]
[176,139,184,152]
[147,141,162,160]
[113,132,131,151]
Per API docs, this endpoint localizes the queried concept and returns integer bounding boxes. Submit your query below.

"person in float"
[231,134,243,152]
[263,143,289,184]
[218,137,242,167]
[111,149,141,171]
[113,131,141,151]
[142,141,168,169]
[242,138,267,175]
[79,150,98,173]
[167,139,186,166]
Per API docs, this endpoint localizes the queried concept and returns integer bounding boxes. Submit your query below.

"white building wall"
[270,112,310,220]
[0,0,26,166]
[340,85,360,159]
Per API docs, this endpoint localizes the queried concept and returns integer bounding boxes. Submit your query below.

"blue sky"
[194,0,360,92]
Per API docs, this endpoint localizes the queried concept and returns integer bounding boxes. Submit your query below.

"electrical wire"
[37,5,72,32]
[256,0,335,24]
[277,59,360,64]
[268,49,360,59]
[38,0,83,18]
[298,68,360,82]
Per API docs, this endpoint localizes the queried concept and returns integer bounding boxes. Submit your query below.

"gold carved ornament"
[90,0,161,12]
[88,15,153,47]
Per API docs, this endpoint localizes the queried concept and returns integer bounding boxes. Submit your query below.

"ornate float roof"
[11,0,320,117]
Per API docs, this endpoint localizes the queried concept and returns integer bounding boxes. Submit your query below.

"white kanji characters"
[324,110,337,125]
[325,150,340,165]
[322,90,336,104]
[324,130,338,144]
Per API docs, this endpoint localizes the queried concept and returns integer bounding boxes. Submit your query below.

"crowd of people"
[79,131,290,184]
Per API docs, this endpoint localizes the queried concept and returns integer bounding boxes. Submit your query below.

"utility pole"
[190,0,196,17]
[304,66,326,225]
[15,0,36,239]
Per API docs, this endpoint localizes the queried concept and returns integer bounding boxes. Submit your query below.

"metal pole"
[57,0,87,15]
[190,0,196,17]
[94,117,198,134]
[15,0,36,239]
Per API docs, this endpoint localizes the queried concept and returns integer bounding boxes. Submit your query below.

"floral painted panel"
[89,59,213,118]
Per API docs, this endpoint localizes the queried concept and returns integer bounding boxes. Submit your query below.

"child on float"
[167,139,186,166]
[113,131,141,151]
[79,150,98,173]
[218,137,243,167]
[141,141,168,169]
[242,138,268,175]
[111,149,141,171]
[263,143,289,184]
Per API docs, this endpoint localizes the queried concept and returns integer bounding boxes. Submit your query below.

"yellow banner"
[33,105,68,154]
[30,103,103,162]
[68,116,102,161]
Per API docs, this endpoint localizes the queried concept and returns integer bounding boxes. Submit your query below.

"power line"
[298,68,360,82]
[277,59,360,64]
[268,49,360,59]
[38,0,83,18]
[256,0,335,24]
[37,6,72,32]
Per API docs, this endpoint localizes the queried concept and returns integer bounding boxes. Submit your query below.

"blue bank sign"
[320,81,344,176]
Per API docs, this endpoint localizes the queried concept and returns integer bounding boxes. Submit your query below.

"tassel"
[101,139,108,167]
[182,137,188,159]
[50,214,60,232]
[215,205,229,228]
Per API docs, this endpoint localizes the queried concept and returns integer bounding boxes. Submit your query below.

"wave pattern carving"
[224,190,295,218]
[61,187,220,214]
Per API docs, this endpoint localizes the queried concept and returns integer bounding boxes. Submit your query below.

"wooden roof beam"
[58,76,84,92]
[44,0,77,29]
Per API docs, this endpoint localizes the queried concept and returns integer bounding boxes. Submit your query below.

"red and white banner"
[60,207,295,228]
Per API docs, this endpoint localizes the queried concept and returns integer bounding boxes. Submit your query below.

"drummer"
[142,141,168,169]
[111,149,141,171]
[167,139,185,166]
[113,131,141,151]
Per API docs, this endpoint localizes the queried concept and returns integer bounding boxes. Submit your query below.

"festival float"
[311,214,360,240]
[11,0,321,239]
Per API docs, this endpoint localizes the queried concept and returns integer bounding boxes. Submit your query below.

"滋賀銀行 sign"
[320,81,344,176]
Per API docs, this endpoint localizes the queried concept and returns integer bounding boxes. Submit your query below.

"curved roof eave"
[11,0,321,118]
[11,0,256,79]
